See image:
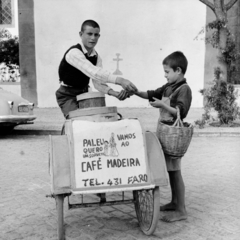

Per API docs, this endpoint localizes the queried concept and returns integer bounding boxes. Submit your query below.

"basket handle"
[117,112,123,120]
[173,107,183,127]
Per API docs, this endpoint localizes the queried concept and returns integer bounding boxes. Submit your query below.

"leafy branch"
[0,29,19,69]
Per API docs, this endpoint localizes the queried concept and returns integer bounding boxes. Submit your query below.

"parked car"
[0,87,36,134]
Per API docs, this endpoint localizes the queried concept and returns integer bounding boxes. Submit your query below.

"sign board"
[70,119,151,192]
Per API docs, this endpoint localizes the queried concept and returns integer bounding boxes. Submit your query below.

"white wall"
[34,0,206,108]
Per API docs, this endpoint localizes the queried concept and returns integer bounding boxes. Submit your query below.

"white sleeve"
[92,55,112,94]
[65,48,117,84]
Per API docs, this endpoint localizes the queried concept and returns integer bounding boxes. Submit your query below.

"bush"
[0,29,19,69]
[195,67,240,127]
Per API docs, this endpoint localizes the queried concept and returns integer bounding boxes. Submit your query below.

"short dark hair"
[162,51,188,74]
[81,20,100,32]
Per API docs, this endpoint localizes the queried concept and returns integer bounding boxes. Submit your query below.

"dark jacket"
[147,78,192,120]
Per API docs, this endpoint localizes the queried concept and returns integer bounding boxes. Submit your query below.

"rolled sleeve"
[92,79,111,94]
[108,74,118,83]
[147,90,158,102]
[147,83,168,102]
[97,56,117,83]
[92,55,113,94]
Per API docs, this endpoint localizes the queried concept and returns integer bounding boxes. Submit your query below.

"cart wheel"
[55,195,65,240]
[133,187,160,235]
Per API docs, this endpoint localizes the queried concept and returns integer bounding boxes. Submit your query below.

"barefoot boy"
[134,51,192,222]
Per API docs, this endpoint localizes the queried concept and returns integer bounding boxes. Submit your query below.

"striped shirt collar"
[79,40,97,57]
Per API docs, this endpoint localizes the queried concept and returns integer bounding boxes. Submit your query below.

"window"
[0,0,14,27]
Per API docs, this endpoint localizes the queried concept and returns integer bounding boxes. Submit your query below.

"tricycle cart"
[48,95,168,240]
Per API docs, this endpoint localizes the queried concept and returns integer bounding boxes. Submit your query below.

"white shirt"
[65,40,117,94]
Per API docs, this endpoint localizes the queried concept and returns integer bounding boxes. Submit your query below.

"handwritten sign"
[71,119,149,190]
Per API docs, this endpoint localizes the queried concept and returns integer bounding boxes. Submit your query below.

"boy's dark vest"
[58,44,98,88]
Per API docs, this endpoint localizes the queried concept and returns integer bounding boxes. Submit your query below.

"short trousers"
[55,85,88,118]
[164,154,181,171]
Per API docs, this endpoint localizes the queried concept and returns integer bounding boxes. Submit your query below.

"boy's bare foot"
[160,202,176,211]
[161,211,187,222]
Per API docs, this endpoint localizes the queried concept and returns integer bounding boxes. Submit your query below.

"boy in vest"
[134,51,192,222]
[56,19,137,118]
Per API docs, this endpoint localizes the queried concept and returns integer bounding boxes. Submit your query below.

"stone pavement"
[13,107,240,136]
[1,107,240,240]
[0,135,239,240]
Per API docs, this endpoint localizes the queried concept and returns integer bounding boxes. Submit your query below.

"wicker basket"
[156,107,194,158]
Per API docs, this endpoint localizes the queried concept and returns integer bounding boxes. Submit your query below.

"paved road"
[13,107,240,137]
[0,135,240,240]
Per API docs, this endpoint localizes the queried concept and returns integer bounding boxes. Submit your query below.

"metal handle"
[117,113,123,120]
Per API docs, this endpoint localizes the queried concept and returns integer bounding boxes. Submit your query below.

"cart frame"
[48,119,168,240]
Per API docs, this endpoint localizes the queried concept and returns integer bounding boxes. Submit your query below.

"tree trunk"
[214,1,228,81]
[217,25,228,81]
[199,0,239,82]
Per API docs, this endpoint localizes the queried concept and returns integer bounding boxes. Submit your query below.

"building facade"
[1,0,240,107]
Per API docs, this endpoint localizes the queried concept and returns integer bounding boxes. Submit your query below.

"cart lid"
[68,106,117,118]
[77,92,105,101]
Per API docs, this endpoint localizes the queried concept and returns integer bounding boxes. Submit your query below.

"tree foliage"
[194,0,240,127]
[0,29,19,69]
[203,68,239,124]
[195,67,240,127]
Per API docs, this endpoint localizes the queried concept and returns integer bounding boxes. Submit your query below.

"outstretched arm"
[66,49,117,84]
[108,89,131,101]
[134,90,149,99]
[92,57,132,100]
[115,77,138,93]
[66,49,137,93]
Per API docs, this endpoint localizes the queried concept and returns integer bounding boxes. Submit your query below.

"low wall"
[0,83,21,96]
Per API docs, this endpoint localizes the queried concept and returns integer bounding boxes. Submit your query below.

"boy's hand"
[109,89,131,101]
[149,97,164,108]
[117,90,131,100]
